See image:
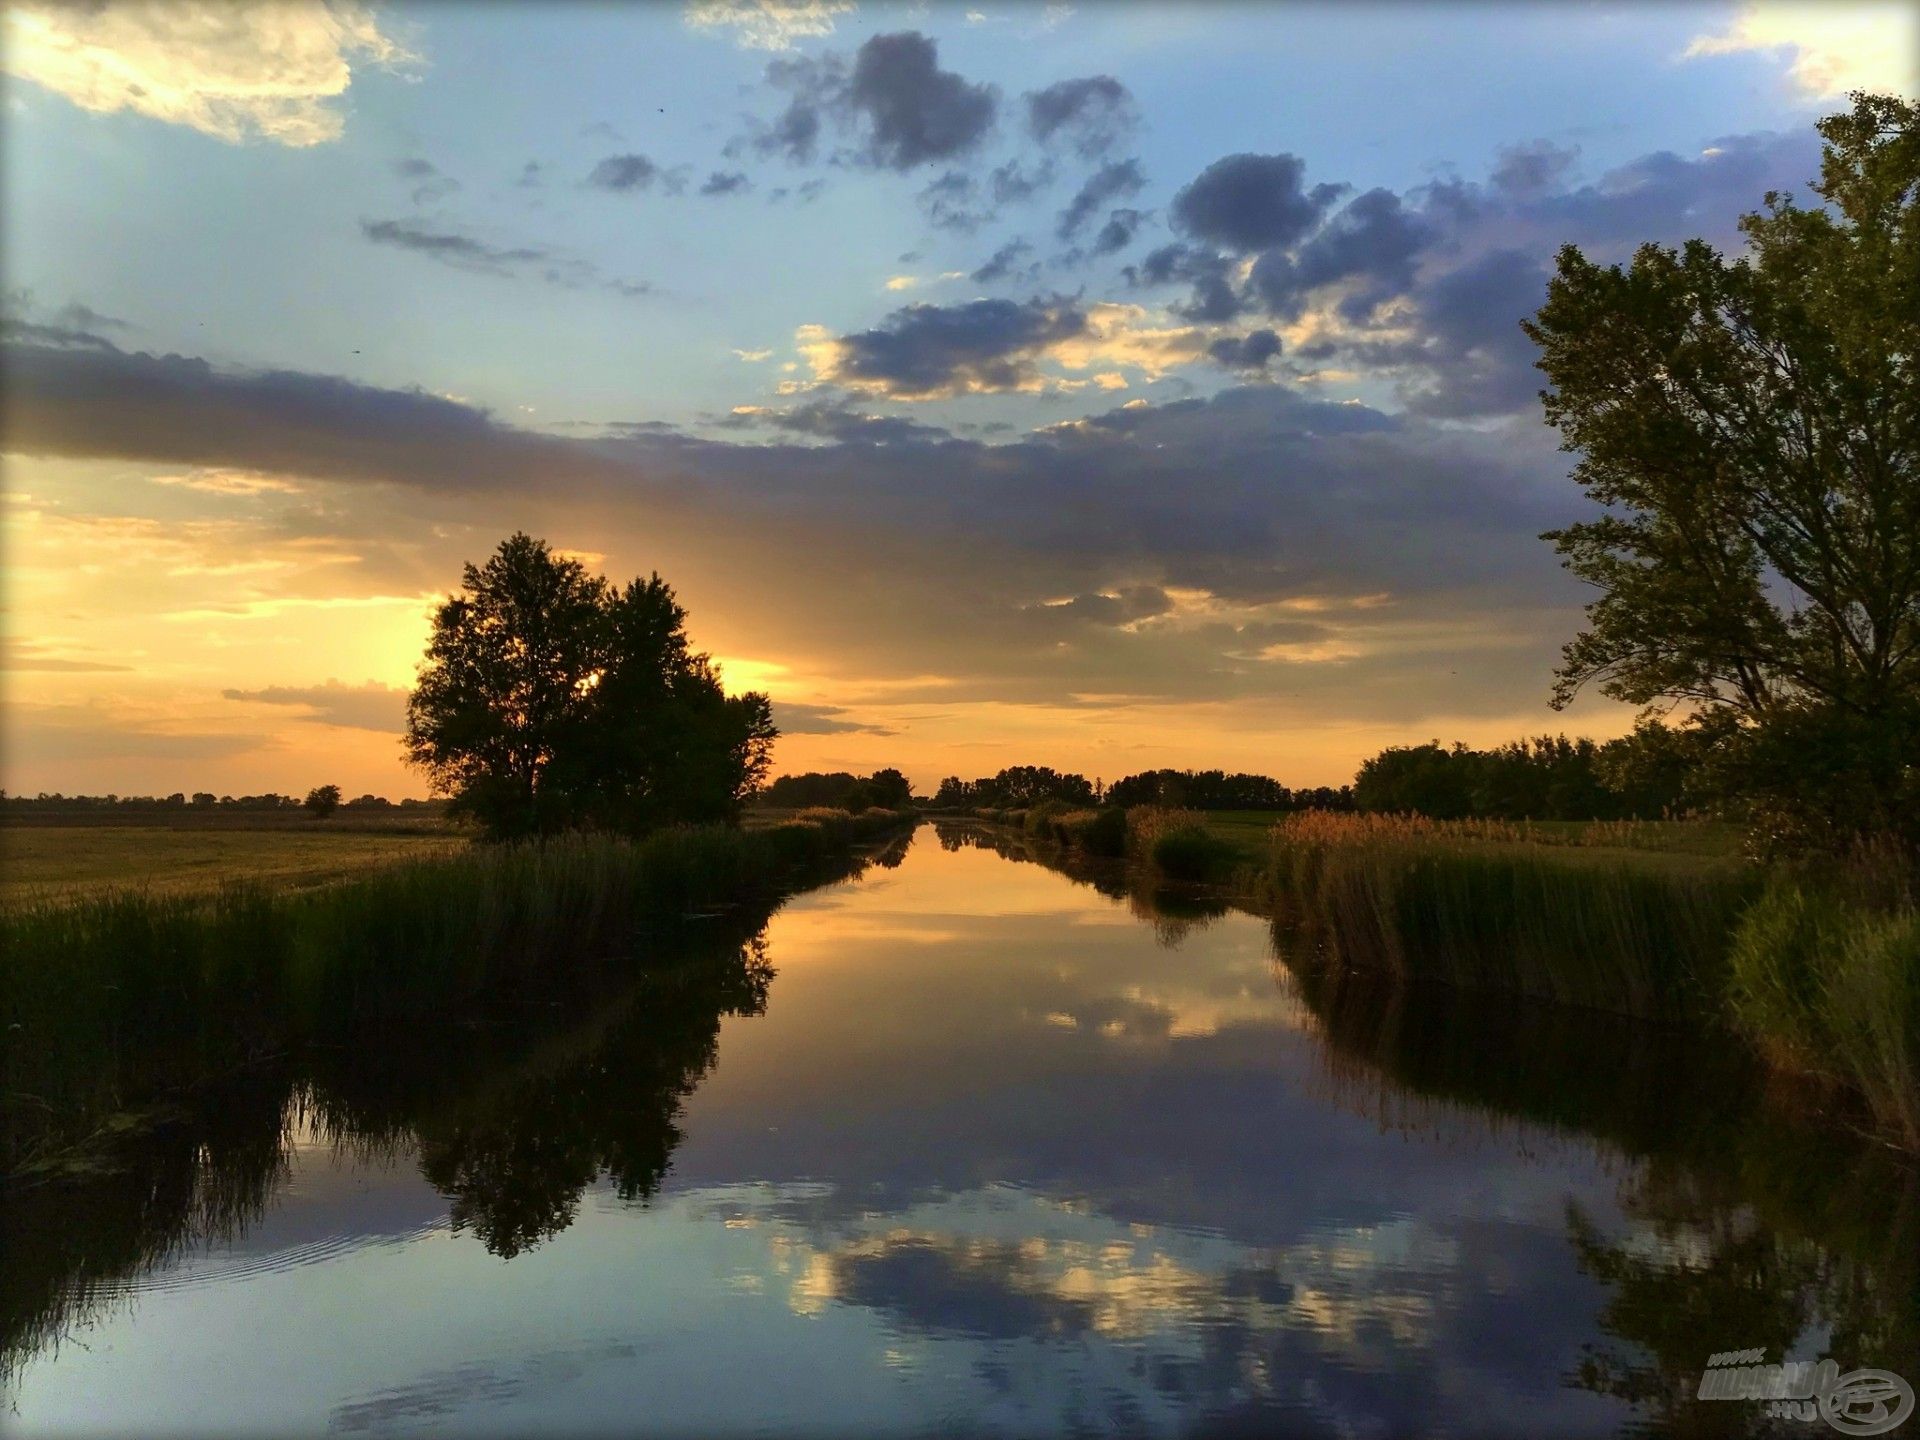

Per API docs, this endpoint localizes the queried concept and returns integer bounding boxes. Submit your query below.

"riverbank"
[975,805,1918,1151]
[0,808,916,1183]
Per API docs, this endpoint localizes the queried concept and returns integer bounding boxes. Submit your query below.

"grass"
[1255,811,1757,1015]
[1727,864,1920,1147]
[0,823,464,907]
[0,808,914,1180]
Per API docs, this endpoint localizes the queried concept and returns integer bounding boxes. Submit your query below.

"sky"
[3,1,1916,798]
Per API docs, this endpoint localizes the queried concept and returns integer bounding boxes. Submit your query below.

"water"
[5,823,1914,1437]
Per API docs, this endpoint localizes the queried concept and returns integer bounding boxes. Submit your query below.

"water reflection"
[5,822,1915,1438]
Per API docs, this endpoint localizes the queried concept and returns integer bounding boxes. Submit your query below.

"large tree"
[1524,93,1919,850]
[405,534,776,839]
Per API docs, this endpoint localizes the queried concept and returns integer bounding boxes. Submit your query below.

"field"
[0,818,465,906]
[1192,810,1745,870]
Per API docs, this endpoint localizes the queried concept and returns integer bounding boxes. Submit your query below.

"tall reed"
[1259,810,1757,1016]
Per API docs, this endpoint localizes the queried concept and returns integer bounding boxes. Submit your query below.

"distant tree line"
[754,769,915,810]
[1352,729,1692,821]
[1103,769,1354,812]
[1,791,439,812]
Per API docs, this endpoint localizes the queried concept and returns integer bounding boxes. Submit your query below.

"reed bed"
[0,809,912,1178]
[1258,810,1757,1015]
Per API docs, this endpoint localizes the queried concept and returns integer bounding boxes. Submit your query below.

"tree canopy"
[405,534,776,839]
[1525,93,1919,850]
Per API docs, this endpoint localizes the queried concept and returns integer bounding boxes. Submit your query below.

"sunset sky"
[4,0,1915,798]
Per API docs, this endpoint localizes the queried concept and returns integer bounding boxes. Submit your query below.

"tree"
[1524,94,1919,850]
[405,534,777,839]
[304,784,342,819]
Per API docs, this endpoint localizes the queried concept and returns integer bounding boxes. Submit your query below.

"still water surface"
[6,823,1914,1437]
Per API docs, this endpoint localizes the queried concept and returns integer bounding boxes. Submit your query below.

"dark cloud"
[1057,158,1145,239]
[360,219,652,298]
[587,153,665,192]
[223,681,409,732]
[770,701,896,736]
[989,157,1053,205]
[1128,244,1243,321]
[1251,187,1432,321]
[742,32,995,173]
[1023,586,1173,628]
[972,239,1037,285]
[700,170,753,196]
[1090,207,1147,257]
[726,397,952,446]
[1490,139,1579,197]
[360,219,548,272]
[917,170,987,232]
[391,157,459,204]
[824,297,1088,399]
[1024,75,1138,158]
[845,31,997,171]
[1206,329,1282,372]
[1171,153,1345,253]
[51,302,133,333]
[1,330,1587,719]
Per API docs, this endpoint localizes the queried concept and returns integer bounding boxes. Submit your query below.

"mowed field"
[1,813,467,906]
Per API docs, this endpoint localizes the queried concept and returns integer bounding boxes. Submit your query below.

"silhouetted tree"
[303,784,341,819]
[1525,94,1919,851]
[405,534,776,839]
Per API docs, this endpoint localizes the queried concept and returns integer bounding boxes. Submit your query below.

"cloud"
[684,0,854,52]
[723,396,953,444]
[3,639,132,674]
[1136,123,1822,417]
[1089,207,1148,258]
[845,31,997,171]
[223,680,409,732]
[1171,154,1346,254]
[802,297,1089,399]
[771,700,896,735]
[2,1,411,146]
[1205,329,1282,372]
[700,169,753,196]
[361,219,547,272]
[1025,75,1138,158]
[1489,140,1579,198]
[0,329,1590,727]
[392,157,460,205]
[360,218,653,297]
[972,239,1038,285]
[1683,2,1919,98]
[917,170,988,232]
[1057,158,1146,239]
[588,153,665,192]
[745,31,996,172]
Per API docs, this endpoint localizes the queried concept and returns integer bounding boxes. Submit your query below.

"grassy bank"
[0,807,913,1180]
[978,805,1916,1150]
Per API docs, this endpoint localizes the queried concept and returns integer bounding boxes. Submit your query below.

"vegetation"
[0,807,912,1180]
[302,784,341,819]
[1104,769,1352,811]
[1353,731,1693,820]
[931,766,1097,809]
[755,768,915,810]
[0,824,463,907]
[1727,861,1920,1146]
[1256,811,1755,1015]
[1526,92,1920,856]
[406,533,777,840]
